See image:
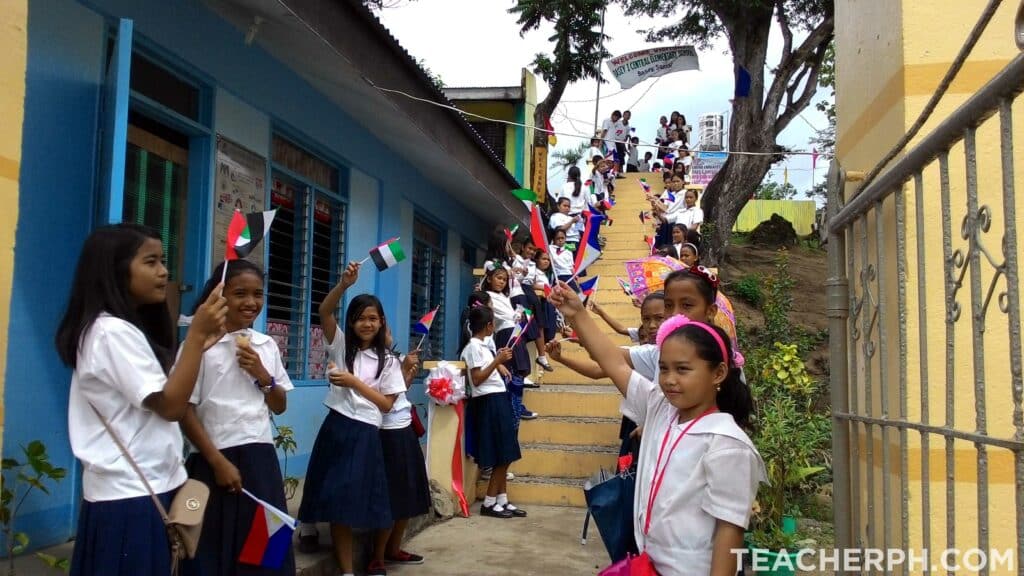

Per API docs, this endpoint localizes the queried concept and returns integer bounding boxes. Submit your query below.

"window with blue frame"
[410,219,446,360]
[267,135,346,381]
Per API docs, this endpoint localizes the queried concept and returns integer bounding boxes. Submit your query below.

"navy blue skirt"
[298,411,392,530]
[186,443,295,576]
[537,298,559,341]
[71,488,199,576]
[471,392,522,469]
[380,425,431,520]
[495,327,530,375]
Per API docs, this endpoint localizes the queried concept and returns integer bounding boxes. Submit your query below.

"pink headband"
[655,315,731,367]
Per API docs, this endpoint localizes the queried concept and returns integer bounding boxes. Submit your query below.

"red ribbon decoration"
[427,376,453,404]
[451,400,469,517]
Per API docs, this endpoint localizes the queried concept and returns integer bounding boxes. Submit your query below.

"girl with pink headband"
[548,282,765,576]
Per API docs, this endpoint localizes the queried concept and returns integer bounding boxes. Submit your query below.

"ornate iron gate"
[827,51,1024,576]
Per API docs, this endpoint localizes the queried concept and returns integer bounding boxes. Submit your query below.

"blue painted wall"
[5,0,493,549]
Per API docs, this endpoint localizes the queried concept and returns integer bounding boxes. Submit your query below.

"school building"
[0,0,527,550]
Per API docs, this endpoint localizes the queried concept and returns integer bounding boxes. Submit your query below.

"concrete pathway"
[389,504,610,575]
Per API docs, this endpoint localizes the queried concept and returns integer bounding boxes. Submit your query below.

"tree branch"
[764,14,834,132]
[775,39,830,134]
[775,0,793,58]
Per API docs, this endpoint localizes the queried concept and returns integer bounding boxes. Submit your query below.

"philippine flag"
[578,276,599,302]
[573,211,604,275]
[239,489,297,569]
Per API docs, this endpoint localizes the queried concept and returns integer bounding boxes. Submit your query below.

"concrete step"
[517,416,622,447]
[526,385,622,419]
[475,475,589,507]
[535,370,614,385]
[514,443,619,478]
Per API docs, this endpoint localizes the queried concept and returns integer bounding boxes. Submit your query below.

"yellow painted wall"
[836,2,1022,572]
[521,68,537,189]
[732,200,817,236]
[0,0,27,458]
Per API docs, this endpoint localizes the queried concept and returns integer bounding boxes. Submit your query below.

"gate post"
[825,162,853,572]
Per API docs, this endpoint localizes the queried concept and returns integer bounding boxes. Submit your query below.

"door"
[123,123,190,323]
[97,19,132,225]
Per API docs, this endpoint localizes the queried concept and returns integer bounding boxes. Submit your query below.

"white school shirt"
[381,353,412,430]
[324,332,406,428]
[601,118,617,150]
[516,255,539,287]
[620,372,766,576]
[504,260,525,298]
[661,193,686,224]
[68,314,187,502]
[189,329,295,450]
[487,291,516,332]
[558,182,589,215]
[656,125,668,143]
[461,337,506,396]
[549,245,575,277]
[676,206,704,231]
[548,212,580,242]
[627,327,641,344]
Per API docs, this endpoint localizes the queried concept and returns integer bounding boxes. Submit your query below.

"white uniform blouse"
[324,332,406,428]
[620,372,766,576]
[68,314,187,501]
[188,329,294,450]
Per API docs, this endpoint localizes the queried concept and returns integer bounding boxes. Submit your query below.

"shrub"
[734,275,763,306]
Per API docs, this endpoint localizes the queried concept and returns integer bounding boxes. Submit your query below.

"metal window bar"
[307,197,345,380]
[267,187,310,379]
[827,50,1024,576]
[410,233,446,360]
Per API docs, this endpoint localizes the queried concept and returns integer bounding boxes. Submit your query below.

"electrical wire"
[365,78,819,156]
[858,0,1004,191]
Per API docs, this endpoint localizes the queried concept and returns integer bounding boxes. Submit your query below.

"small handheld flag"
[413,305,439,350]
[578,276,599,301]
[511,188,537,207]
[617,277,633,296]
[226,210,276,261]
[530,204,548,253]
[573,211,604,275]
[239,489,297,569]
[366,238,406,271]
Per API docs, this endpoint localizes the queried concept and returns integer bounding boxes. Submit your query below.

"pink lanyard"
[643,407,718,535]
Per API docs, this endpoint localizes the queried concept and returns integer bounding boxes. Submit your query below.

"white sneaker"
[523,376,534,386]
[506,472,515,480]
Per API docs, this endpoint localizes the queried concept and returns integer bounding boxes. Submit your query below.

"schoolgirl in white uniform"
[548,284,765,576]
[299,262,405,576]
[460,306,525,519]
[180,259,295,576]
[548,197,581,247]
[372,331,429,568]
[57,224,227,576]
[548,229,576,287]
[558,166,589,217]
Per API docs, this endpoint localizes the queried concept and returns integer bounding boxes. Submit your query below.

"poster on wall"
[689,151,728,186]
[308,325,326,379]
[212,136,268,268]
[267,321,291,372]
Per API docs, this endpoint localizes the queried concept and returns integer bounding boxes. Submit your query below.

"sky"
[375,0,830,197]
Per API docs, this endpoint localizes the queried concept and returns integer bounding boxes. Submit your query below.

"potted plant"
[746,342,830,576]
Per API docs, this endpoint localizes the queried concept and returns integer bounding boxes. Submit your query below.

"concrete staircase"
[479,173,656,507]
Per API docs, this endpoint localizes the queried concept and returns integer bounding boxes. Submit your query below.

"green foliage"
[754,181,799,200]
[1,441,68,574]
[510,0,610,88]
[551,142,588,170]
[733,274,763,306]
[272,422,300,500]
[412,57,444,90]
[736,249,831,550]
[761,251,796,346]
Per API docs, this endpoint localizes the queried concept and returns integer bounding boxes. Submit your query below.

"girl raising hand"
[548,282,765,576]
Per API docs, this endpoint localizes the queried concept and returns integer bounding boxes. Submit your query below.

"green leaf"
[25,441,45,459]
[2,458,21,470]
[786,466,826,485]
[49,467,67,481]
[12,531,30,554]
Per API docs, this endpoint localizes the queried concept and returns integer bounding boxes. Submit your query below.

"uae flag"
[530,204,548,253]
[369,238,406,271]
[226,210,276,260]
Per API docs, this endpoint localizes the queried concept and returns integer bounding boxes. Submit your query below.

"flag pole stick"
[414,333,427,352]
[357,256,370,265]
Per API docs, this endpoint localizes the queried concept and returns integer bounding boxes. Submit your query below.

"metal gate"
[826,44,1024,576]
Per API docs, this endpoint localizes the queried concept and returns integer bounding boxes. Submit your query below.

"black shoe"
[505,504,528,517]
[520,410,539,420]
[536,357,555,372]
[522,380,541,389]
[481,505,513,518]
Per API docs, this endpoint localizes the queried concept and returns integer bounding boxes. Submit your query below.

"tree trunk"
[702,9,774,266]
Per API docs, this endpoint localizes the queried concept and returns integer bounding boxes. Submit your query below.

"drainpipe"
[825,161,852,574]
